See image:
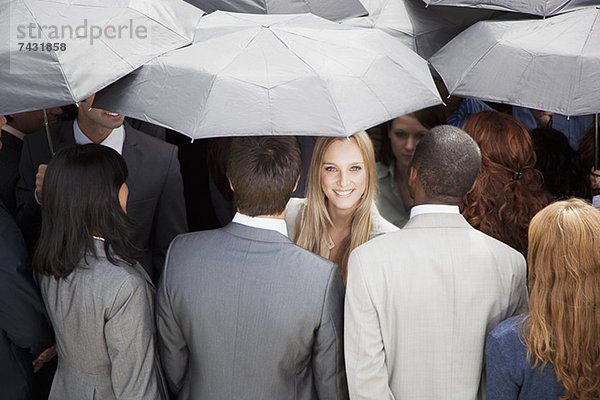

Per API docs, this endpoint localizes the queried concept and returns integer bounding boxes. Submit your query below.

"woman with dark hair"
[576,126,600,209]
[486,198,600,399]
[530,127,591,199]
[376,113,430,227]
[33,144,165,399]
[461,111,548,254]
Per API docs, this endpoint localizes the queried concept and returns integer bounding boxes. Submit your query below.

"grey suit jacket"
[157,222,349,400]
[37,241,166,399]
[16,121,188,281]
[344,212,528,400]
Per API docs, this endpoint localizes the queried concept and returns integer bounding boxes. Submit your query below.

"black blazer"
[0,200,53,400]
[0,130,23,215]
[16,121,188,281]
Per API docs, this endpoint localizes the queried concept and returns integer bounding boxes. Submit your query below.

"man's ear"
[408,167,418,187]
[407,167,419,200]
[292,175,300,193]
[228,178,234,193]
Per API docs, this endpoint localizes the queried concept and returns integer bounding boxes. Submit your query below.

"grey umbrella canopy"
[95,12,442,139]
[342,0,498,59]
[0,0,205,115]
[430,7,600,116]
[420,0,596,17]
[183,0,367,21]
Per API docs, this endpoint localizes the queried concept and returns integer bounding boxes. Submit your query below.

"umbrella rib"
[268,29,348,133]
[19,0,77,101]
[360,59,393,122]
[567,10,598,116]
[451,40,500,95]
[128,7,196,44]
[260,46,275,135]
[193,74,219,133]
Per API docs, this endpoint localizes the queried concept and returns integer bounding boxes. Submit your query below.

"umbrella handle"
[43,109,54,157]
[595,113,599,171]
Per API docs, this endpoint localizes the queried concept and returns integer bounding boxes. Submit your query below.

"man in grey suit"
[16,94,187,282]
[157,136,348,400]
[344,125,528,400]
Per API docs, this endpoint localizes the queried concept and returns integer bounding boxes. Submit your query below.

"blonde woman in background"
[486,198,600,400]
[285,131,396,282]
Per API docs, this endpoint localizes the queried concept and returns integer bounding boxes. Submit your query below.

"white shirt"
[232,212,288,237]
[73,120,125,154]
[409,204,460,219]
[2,124,25,140]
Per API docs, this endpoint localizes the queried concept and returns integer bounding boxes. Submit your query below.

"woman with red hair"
[461,111,548,254]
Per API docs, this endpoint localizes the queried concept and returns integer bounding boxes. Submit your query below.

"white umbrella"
[0,0,205,115]
[182,0,367,22]
[430,7,600,116]
[95,12,442,139]
[420,0,595,17]
[342,0,498,59]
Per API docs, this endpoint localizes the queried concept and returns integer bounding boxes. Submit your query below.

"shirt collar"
[2,124,25,140]
[73,119,125,154]
[232,212,288,237]
[410,204,460,219]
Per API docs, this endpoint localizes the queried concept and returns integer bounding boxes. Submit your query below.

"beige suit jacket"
[344,212,528,400]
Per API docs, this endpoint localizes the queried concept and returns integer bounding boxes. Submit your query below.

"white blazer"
[344,212,528,400]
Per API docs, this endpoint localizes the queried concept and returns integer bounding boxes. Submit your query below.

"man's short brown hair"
[227,136,301,217]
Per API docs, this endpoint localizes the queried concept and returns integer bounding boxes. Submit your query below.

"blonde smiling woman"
[285,132,396,283]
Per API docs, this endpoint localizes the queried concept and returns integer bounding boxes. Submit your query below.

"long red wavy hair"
[461,111,548,253]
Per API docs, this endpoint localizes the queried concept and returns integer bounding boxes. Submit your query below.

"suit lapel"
[120,123,141,190]
[55,122,77,152]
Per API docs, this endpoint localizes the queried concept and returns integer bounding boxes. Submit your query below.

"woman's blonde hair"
[294,131,377,281]
[524,198,600,400]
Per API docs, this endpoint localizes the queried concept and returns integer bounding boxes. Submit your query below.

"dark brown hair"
[530,127,591,199]
[461,111,548,254]
[33,144,141,278]
[380,112,436,166]
[227,136,301,216]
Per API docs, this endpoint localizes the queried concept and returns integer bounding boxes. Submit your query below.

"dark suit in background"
[16,121,187,282]
[157,223,348,400]
[0,130,22,215]
[0,200,53,400]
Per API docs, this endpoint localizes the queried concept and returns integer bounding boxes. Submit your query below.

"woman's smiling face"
[320,138,366,214]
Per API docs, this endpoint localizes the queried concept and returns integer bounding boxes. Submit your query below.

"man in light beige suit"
[344,125,528,400]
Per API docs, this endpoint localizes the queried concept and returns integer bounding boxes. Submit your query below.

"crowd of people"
[0,92,599,400]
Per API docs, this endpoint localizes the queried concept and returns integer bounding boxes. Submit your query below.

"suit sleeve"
[105,275,162,399]
[485,331,520,400]
[508,255,528,316]
[344,250,395,400]
[15,135,43,252]
[155,243,189,395]
[151,147,187,279]
[0,207,53,357]
[312,265,349,400]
